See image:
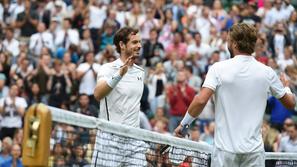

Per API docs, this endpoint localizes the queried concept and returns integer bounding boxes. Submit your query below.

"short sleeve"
[268,68,286,99]
[202,64,221,91]
[96,65,112,82]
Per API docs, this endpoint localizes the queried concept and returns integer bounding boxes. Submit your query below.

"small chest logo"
[137,77,142,81]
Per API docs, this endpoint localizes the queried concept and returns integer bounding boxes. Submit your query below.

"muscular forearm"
[187,95,208,118]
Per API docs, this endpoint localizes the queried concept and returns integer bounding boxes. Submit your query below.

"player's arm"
[174,87,214,137]
[94,56,135,101]
[279,74,296,109]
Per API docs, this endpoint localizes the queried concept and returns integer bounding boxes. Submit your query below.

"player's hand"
[280,73,290,87]
[119,56,136,76]
[174,124,185,138]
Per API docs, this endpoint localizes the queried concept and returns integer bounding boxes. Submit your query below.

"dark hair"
[113,27,139,54]
[229,23,257,55]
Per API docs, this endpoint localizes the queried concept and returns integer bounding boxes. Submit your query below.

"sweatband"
[106,71,122,88]
[285,87,293,94]
[181,112,196,126]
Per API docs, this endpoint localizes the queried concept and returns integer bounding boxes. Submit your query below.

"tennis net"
[48,106,297,167]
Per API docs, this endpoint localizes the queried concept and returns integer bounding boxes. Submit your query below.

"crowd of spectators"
[0,0,296,166]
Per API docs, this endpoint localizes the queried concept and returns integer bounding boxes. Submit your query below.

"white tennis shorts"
[91,131,148,167]
[211,147,265,167]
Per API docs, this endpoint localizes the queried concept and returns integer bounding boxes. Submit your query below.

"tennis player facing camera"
[175,23,296,167]
[92,27,146,166]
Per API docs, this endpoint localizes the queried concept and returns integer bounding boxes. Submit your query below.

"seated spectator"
[0,137,12,166]
[278,123,297,152]
[200,121,215,145]
[66,143,89,166]
[0,74,9,99]
[72,93,97,117]
[1,143,22,167]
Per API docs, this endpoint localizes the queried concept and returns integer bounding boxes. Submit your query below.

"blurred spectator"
[288,11,297,54]
[72,93,97,117]
[0,84,27,140]
[99,22,115,52]
[0,137,12,166]
[76,51,100,106]
[47,59,72,107]
[0,74,9,99]
[148,63,167,114]
[166,31,187,60]
[142,28,164,67]
[187,32,211,73]
[79,28,94,55]
[140,7,160,41]
[189,126,201,142]
[278,123,297,152]
[268,22,291,59]
[184,65,202,93]
[55,18,79,51]
[277,46,294,71]
[200,121,215,145]
[26,83,45,106]
[158,9,177,48]
[12,128,23,145]
[29,22,55,58]
[15,0,38,38]
[66,143,89,166]
[1,143,22,167]
[262,120,279,152]
[2,27,19,57]
[125,2,144,29]
[166,70,196,132]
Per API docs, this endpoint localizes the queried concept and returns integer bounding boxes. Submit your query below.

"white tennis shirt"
[96,58,144,128]
[203,55,286,153]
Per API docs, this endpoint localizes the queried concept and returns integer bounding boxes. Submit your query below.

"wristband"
[106,71,122,88]
[180,112,196,126]
[285,87,293,94]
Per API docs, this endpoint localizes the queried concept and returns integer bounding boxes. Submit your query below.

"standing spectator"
[0,144,22,167]
[142,28,164,67]
[2,27,20,58]
[55,18,79,50]
[166,31,187,60]
[0,137,12,166]
[26,83,45,106]
[47,59,72,107]
[15,0,38,38]
[278,123,297,152]
[0,84,27,140]
[268,22,290,59]
[125,2,145,29]
[29,22,55,58]
[79,29,94,55]
[76,52,100,106]
[166,70,196,132]
[263,0,287,30]
[148,63,167,114]
[99,22,115,52]
[140,7,160,41]
[158,9,177,49]
[287,11,297,54]
[194,6,215,43]
[187,32,211,73]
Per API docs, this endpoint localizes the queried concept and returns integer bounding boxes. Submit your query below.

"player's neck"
[233,50,251,57]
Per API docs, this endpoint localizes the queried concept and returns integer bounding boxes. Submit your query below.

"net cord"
[48,106,297,160]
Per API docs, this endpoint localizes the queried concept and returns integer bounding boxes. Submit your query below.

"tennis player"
[92,27,146,166]
[174,23,296,167]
